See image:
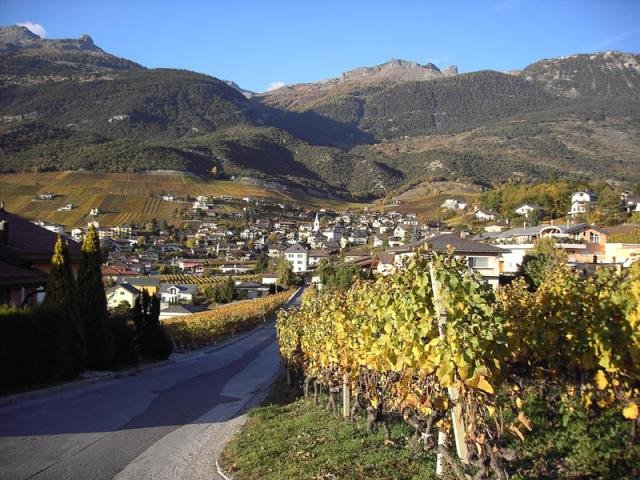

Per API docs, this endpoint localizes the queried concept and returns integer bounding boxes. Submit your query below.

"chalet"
[178,259,206,275]
[0,207,82,307]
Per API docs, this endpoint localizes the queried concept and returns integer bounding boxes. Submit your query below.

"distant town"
[2,186,639,318]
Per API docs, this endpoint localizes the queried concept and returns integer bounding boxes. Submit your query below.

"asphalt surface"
[0,287,304,480]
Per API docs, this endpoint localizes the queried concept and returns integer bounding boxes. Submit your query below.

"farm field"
[0,171,368,228]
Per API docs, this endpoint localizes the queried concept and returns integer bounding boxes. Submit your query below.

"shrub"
[0,304,80,392]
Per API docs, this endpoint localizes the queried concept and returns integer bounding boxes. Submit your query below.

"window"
[589,232,600,243]
[468,257,490,269]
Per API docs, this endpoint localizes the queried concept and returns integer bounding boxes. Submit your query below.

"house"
[220,264,251,274]
[377,234,504,287]
[620,192,640,213]
[178,259,205,275]
[261,273,278,285]
[514,204,542,218]
[569,191,596,216]
[106,282,140,309]
[162,193,176,202]
[308,249,331,267]
[159,304,208,321]
[57,203,75,212]
[89,208,100,216]
[234,281,270,299]
[0,206,82,307]
[37,192,56,201]
[441,199,467,210]
[475,209,496,221]
[284,243,308,272]
[102,263,139,282]
[159,283,197,304]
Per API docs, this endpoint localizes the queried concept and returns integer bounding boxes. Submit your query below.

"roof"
[127,276,160,286]
[109,282,140,295]
[235,281,269,289]
[102,264,138,276]
[393,234,503,255]
[284,243,307,254]
[159,283,198,294]
[0,208,82,263]
[0,260,49,288]
[160,304,208,315]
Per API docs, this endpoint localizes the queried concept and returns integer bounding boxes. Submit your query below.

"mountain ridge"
[1,25,639,199]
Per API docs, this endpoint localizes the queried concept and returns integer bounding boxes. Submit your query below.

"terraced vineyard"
[0,171,366,228]
[158,273,261,287]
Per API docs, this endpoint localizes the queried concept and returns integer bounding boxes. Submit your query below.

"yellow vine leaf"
[594,370,608,390]
[623,403,639,420]
[467,375,495,394]
[508,423,525,441]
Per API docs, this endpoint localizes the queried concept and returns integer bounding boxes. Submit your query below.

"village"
[2,188,639,318]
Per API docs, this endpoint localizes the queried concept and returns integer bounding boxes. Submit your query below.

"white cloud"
[17,22,47,38]
[266,81,286,92]
[425,56,449,65]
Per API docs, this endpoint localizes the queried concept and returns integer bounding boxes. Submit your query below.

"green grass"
[219,377,437,480]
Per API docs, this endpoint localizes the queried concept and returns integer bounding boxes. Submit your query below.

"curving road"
[0,287,304,480]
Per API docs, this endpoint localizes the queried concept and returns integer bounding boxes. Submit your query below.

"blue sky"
[1,0,639,92]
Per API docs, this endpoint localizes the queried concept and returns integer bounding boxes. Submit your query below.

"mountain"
[1,24,639,198]
[224,80,256,99]
[0,25,142,85]
[521,51,640,98]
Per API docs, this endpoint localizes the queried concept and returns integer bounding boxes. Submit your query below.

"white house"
[159,283,197,304]
[569,191,596,216]
[441,199,467,210]
[475,209,496,221]
[514,204,542,218]
[162,193,176,202]
[89,207,100,216]
[284,243,308,272]
[106,282,140,309]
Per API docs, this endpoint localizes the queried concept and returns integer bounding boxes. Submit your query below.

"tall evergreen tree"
[44,236,86,375]
[77,226,114,369]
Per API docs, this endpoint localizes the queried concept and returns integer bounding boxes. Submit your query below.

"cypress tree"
[78,226,114,369]
[44,236,86,376]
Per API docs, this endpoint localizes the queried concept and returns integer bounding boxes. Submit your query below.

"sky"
[1,0,639,92]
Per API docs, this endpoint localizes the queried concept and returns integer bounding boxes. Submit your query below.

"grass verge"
[219,376,436,480]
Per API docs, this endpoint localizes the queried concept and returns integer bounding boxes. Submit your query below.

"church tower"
[313,212,320,232]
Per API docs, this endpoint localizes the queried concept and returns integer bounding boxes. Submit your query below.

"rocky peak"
[339,58,454,84]
[0,25,41,44]
[442,65,458,76]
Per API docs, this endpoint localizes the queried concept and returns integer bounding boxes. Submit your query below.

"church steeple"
[313,212,320,232]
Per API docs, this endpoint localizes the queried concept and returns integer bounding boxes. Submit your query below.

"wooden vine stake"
[342,373,350,418]
[429,260,469,475]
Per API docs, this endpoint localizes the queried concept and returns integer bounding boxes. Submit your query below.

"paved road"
[0,288,304,480]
